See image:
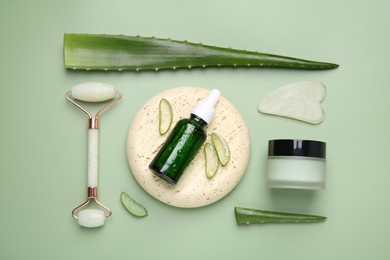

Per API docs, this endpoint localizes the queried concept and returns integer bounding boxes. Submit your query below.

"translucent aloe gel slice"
[204,142,219,178]
[159,98,173,135]
[211,133,230,166]
[120,192,148,217]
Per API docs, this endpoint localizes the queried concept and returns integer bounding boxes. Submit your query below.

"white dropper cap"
[191,89,221,124]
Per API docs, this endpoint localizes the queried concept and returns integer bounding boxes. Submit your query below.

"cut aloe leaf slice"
[204,143,219,178]
[211,133,231,166]
[159,98,173,135]
[235,207,327,225]
[120,192,148,217]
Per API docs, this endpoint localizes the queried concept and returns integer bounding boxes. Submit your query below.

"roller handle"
[88,127,99,188]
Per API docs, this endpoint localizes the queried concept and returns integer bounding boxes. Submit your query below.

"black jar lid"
[268,139,326,159]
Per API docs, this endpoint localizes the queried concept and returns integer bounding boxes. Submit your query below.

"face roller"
[65,82,122,228]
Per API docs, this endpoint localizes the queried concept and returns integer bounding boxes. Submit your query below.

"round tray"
[127,87,250,208]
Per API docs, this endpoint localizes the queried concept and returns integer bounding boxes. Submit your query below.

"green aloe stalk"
[64,33,338,71]
[235,207,326,225]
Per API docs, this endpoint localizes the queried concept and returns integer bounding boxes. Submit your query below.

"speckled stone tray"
[127,87,250,208]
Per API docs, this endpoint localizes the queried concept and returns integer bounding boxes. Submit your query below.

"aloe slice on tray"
[159,98,173,135]
[211,133,230,166]
[204,142,219,179]
[64,33,339,71]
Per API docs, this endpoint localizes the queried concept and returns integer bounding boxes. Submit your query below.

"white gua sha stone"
[258,81,326,124]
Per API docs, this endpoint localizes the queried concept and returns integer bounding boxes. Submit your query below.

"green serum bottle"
[149,89,221,184]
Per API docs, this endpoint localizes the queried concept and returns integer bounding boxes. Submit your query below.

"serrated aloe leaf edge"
[64,33,339,71]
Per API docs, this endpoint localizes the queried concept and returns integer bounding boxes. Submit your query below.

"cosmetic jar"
[267,139,326,190]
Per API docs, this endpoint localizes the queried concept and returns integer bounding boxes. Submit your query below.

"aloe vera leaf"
[235,207,326,225]
[64,33,339,71]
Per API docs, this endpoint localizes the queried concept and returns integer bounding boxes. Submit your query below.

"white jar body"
[267,156,326,190]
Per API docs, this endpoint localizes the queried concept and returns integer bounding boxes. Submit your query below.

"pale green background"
[1,0,389,259]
